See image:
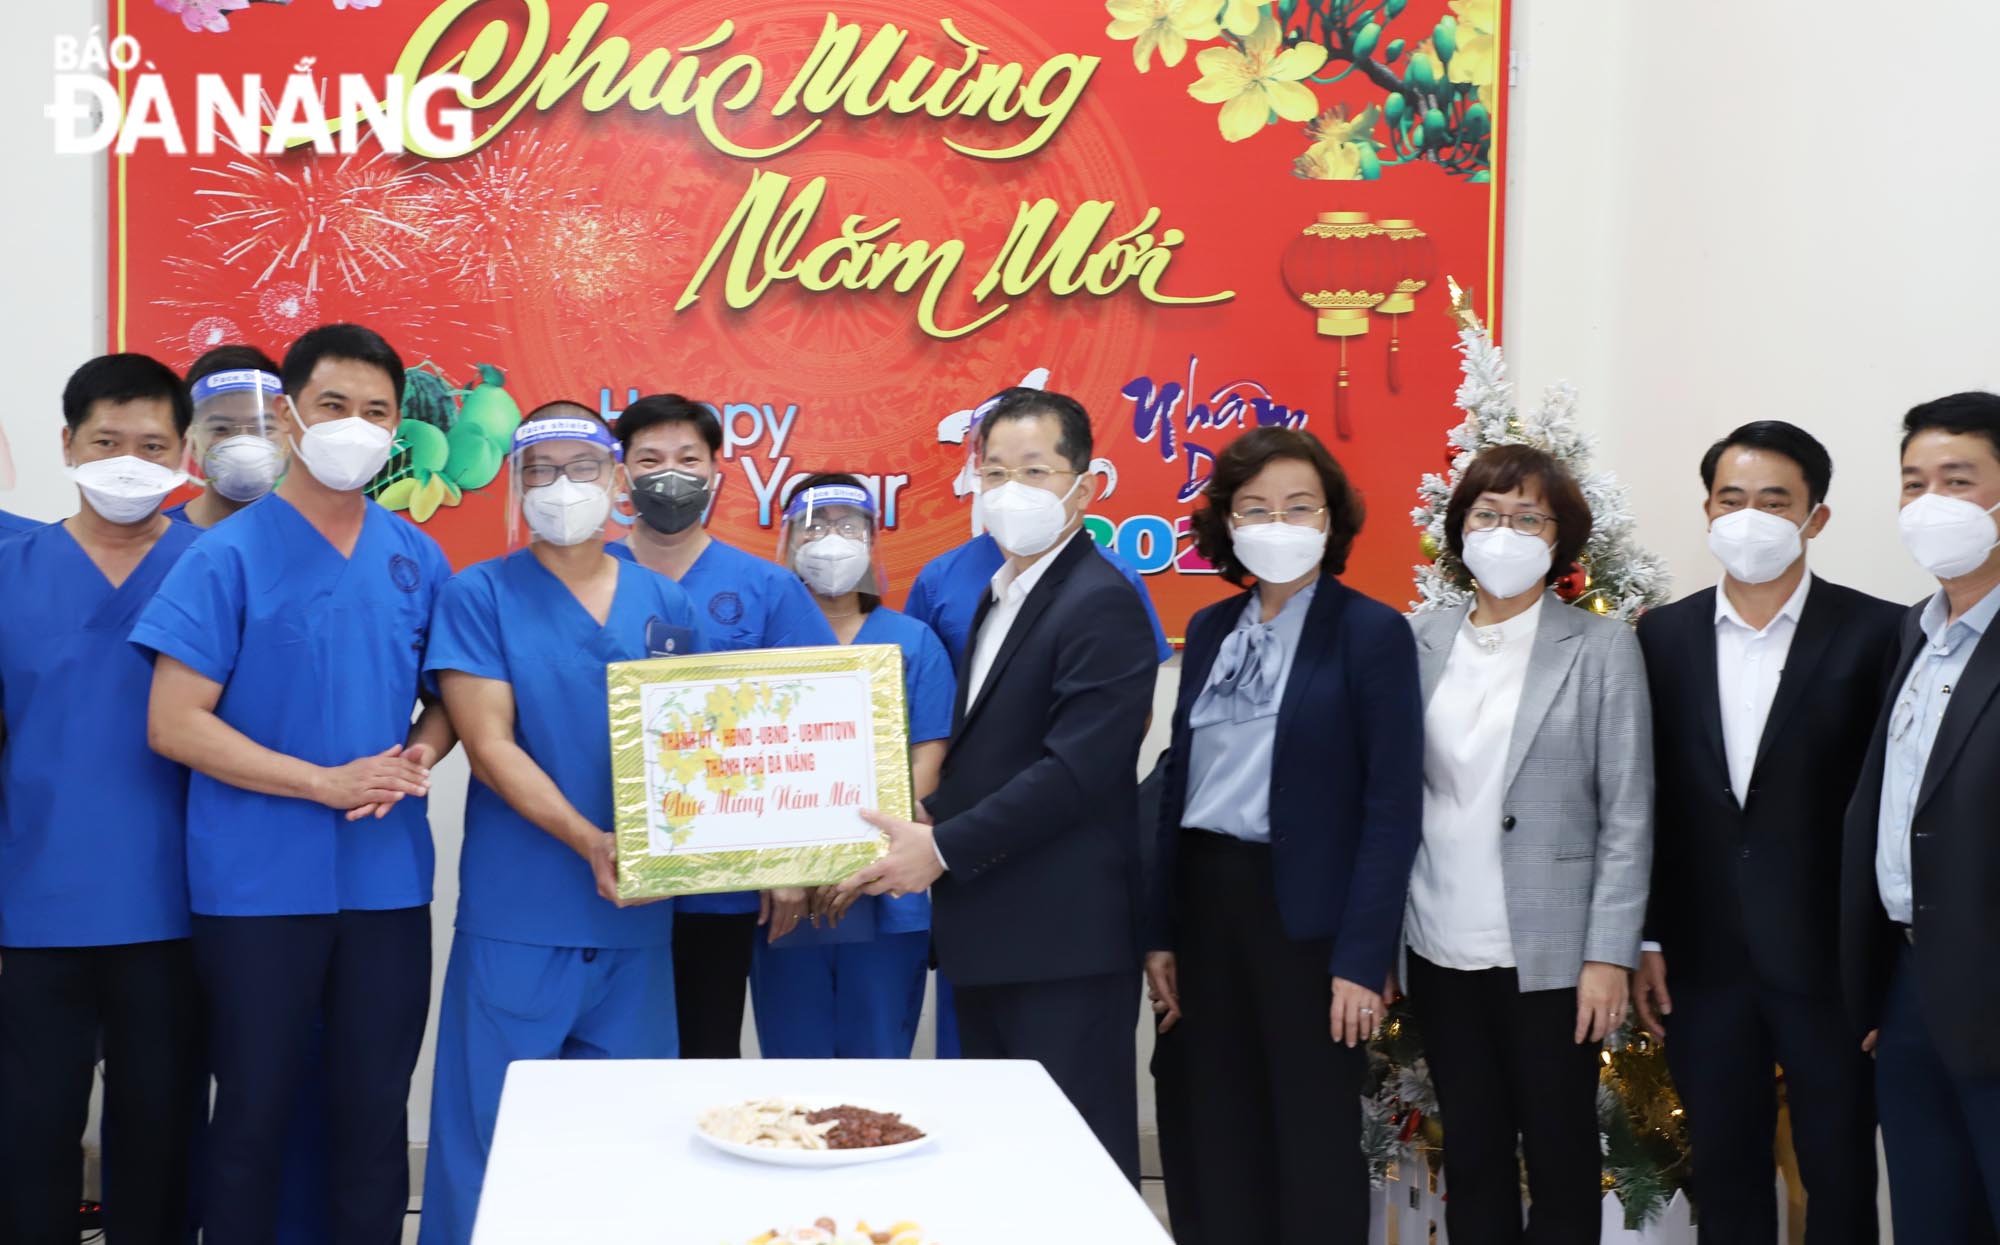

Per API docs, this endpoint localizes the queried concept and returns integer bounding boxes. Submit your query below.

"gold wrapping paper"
[607,644,907,901]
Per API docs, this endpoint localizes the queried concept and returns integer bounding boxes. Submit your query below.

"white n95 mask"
[287,398,394,493]
[522,477,612,547]
[203,435,284,503]
[70,455,186,525]
[1900,492,2000,580]
[1462,527,1554,600]
[795,534,871,596]
[1230,522,1326,584]
[1708,507,1812,585]
[981,478,1080,558]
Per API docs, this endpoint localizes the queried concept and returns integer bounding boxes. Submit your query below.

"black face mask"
[630,468,712,535]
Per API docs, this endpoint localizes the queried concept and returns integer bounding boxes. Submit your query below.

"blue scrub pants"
[191,907,430,1245]
[418,935,677,1245]
[749,932,930,1058]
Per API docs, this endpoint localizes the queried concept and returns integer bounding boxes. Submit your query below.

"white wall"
[6,0,1991,1186]
[1503,0,1984,608]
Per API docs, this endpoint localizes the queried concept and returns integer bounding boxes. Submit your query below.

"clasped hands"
[762,804,944,941]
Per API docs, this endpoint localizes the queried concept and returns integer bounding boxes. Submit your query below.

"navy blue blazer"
[1149,574,1424,987]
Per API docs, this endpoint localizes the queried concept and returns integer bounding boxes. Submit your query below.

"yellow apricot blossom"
[1188,14,1328,143]
[1105,0,1221,73]
[1447,0,1500,87]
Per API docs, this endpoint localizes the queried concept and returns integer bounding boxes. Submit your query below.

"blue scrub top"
[0,521,198,947]
[162,500,191,525]
[130,495,450,917]
[614,536,838,916]
[426,549,707,949]
[0,510,44,538]
[904,532,1173,667]
[771,606,957,946]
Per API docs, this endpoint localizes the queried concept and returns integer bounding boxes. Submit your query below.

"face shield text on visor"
[780,483,886,599]
[189,369,286,503]
[506,417,621,550]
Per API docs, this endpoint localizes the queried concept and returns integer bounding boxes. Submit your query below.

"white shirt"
[1714,571,1812,805]
[1406,595,1543,971]
[937,529,1083,872]
[964,529,1081,709]
[1641,573,1813,957]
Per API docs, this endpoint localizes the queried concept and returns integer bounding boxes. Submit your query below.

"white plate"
[694,1106,935,1168]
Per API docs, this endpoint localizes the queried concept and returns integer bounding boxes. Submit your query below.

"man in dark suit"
[1632,421,1900,1245]
[1842,392,2000,1242]
[839,389,1157,1181]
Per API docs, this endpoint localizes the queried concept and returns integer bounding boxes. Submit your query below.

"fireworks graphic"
[255,281,322,338]
[190,143,441,294]
[186,316,243,356]
[419,135,588,299]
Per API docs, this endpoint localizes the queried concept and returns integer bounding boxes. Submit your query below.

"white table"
[472,1059,1172,1244]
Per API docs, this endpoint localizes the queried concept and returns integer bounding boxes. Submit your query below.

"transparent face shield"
[778,483,887,601]
[187,369,288,503]
[505,417,623,551]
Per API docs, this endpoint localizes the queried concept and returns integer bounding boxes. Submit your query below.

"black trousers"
[954,972,1139,1185]
[0,939,201,1245]
[672,911,756,1059]
[1170,829,1369,1242]
[1149,1021,1203,1244]
[1666,965,1877,1245]
[1876,944,2000,1243]
[192,907,430,1245]
[1407,951,1603,1245]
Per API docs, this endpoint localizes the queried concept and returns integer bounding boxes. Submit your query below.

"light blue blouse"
[1181,581,1318,843]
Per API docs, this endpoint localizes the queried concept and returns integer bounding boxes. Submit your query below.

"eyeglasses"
[1465,508,1556,537]
[976,465,1078,490]
[802,517,872,540]
[1232,504,1328,526]
[520,459,610,488]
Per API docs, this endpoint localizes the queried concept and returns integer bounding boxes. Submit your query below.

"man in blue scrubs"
[420,404,703,1243]
[132,324,454,1245]
[167,345,289,529]
[611,393,838,1057]
[751,474,956,1058]
[902,387,1174,1057]
[0,354,202,1243]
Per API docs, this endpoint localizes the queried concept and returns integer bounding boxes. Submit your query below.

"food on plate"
[804,1105,926,1150]
[698,1099,925,1151]
[747,1217,929,1245]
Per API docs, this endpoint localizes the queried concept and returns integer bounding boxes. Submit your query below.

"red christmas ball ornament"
[1554,563,1588,602]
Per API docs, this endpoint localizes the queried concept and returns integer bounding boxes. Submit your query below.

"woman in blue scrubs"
[610,394,838,1058]
[0,353,202,1243]
[131,323,455,1245]
[747,474,955,1059]
[419,403,704,1244]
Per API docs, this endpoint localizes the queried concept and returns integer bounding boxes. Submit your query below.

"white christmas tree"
[1410,282,1670,620]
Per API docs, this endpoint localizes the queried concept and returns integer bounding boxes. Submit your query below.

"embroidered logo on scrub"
[708,591,743,626]
[388,553,421,594]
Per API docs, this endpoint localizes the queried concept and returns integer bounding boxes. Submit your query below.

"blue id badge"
[645,619,695,658]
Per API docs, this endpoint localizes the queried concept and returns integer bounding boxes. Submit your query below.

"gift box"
[607,644,908,900]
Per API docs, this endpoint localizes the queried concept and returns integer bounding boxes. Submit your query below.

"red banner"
[107,0,1507,638]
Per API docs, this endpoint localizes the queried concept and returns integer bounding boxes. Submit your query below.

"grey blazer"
[1409,593,1655,991]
